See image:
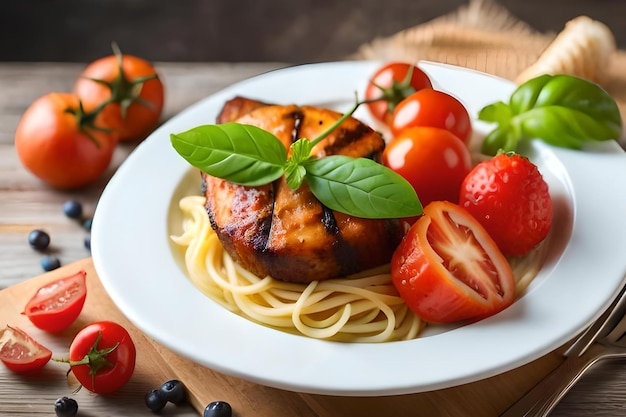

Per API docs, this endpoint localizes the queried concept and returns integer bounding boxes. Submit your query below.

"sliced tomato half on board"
[22,270,87,333]
[391,201,516,323]
[0,325,52,372]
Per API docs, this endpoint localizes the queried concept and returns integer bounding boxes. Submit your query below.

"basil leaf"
[478,74,623,155]
[284,138,314,189]
[170,123,287,186]
[303,155,422,219]
[509,74,552,114]
[478,101,512,125]
[289,138,314,165]
[482,125,521,156]
[284,160,307,190]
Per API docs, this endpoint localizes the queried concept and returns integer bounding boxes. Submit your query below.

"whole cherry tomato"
[390,88,472,143]
[391,201,516,323]
[67,321,136,394]
[459,152,553,257]
[74,45,164,142]
[364,62,432,126]
[14,92,119,189]
[0,325,52,373]
[382,126,472,208]
[23,270,87,333]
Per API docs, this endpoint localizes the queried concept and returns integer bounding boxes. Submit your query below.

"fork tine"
[602,301,626,345]
[503,275,626,416]
[564,274,626,357]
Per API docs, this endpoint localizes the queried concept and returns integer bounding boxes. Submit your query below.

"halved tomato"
[390,201,516,323]
[0,325,52,372]
[23,270,87,333]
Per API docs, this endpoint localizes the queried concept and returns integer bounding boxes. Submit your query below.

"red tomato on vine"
[14,92,120,189]
[364,62,433,126]
[74,43,164,142]
[63,321,136,394]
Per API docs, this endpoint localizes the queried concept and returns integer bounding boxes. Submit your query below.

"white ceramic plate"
[92,61,626,396]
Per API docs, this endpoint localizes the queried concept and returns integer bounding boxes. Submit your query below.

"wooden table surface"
[2,62,626,416]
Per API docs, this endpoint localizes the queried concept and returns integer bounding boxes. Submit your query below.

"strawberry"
[458,152,553,257]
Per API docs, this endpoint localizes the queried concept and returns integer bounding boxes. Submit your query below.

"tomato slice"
[0,325,52,372]
[23,270,87,333]
[391,201,516,323]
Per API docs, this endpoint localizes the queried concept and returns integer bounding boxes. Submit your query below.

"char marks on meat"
[201,96,404,283]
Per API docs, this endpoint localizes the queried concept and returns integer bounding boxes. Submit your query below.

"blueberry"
[28,229,50,251]
[145,389,168,412]
[84,234,91,251]
[159,379,187,405]
[83,218,93,231]
[63,200,83,219]
[203,401,232,417]
[54,396,78,417]
[41,255,61,272]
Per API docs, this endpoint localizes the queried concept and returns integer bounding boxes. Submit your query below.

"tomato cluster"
[0,270,136,395]
[15,44,164,190]
[366,62,474,210]
[366,62,553,324]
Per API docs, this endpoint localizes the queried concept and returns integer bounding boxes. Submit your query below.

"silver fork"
[501,277,626,417]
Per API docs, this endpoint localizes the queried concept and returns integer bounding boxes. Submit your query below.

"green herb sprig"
[478,74,623,155]
[170,98,422,220]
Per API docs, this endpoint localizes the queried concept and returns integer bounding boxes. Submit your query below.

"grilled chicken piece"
[215,96,269,124]
[202,98,404,283]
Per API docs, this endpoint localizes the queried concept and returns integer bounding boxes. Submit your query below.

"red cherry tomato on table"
[22,270,87,333]
[74,46,164,142]
[14,92,120,189]
[0,325,52,373]
[382,126,472,208]
[68,321,136,394]
[364,62,433,126]
[391,201,516,324]
[459,152,553,257]
[390,88,472,143]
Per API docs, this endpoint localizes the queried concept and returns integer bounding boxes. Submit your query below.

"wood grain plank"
[0,259,197,416]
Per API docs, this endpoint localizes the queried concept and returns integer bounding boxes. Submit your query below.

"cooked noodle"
[171,195,545,343]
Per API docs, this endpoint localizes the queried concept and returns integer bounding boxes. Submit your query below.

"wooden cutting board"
[0,258,566,416]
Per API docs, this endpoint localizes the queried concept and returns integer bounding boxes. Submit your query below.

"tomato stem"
[310,92,366,146]
[370,64,418,115]
[278,68,422,159]
[80,41,158,120]
[63,100,112,148]
[53,331,119,391]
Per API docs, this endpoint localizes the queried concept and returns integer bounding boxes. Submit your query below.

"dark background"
[0,0,623,63]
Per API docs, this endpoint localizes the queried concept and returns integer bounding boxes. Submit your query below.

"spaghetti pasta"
[171,195,424,342]
[171,195,546,343]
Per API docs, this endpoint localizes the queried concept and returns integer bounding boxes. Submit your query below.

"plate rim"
[92,60,626,396]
